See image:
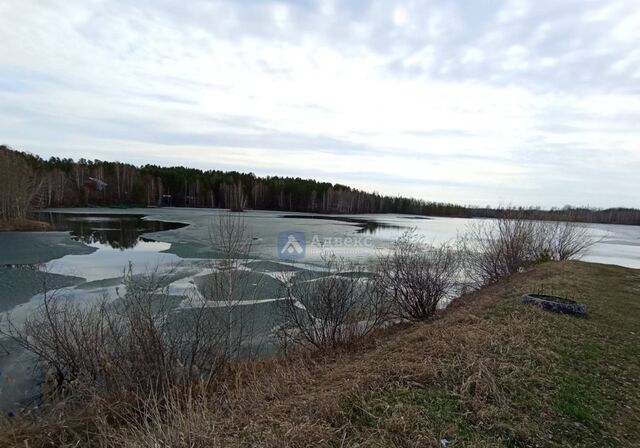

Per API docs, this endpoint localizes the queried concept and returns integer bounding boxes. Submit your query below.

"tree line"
[1,145,639,225]
[0,145,468,217]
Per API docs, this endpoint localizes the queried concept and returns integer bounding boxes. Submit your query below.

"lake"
[0,207,639,411]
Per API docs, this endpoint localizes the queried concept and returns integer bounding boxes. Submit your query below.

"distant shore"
[0,219,50,232]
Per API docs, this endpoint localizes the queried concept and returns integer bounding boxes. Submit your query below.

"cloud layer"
[1,0,639,207]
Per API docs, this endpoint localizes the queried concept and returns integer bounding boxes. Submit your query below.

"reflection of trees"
[35,214,185,250]
[355,221,402,234]
[282,215,401,235]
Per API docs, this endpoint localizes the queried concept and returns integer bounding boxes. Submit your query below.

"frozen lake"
[1,207,639,321]
[0,207,639,411]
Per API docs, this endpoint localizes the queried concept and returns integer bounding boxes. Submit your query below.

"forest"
[1,145,640,226]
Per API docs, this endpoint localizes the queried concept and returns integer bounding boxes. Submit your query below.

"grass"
[2,261,639,447]
[330,261,640,447]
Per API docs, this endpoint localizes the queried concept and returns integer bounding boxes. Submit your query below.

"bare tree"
[277,255,390,350]
[376,230,460,320]
[223,182,247,212]
[199,212,266,357]
[0,147,43,225]
[209,212,251,265]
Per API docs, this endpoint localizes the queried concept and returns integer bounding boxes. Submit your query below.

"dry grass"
[0,219,50,232]
[2,261,639,447]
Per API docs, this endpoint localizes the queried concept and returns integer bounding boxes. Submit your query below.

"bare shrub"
[0,214,260,400]
[1,267,233,399]
[202,213,267,358]
[376,230,460,320]
[460,218,539,286]
[209,212,251,264]
[277,255,390,350]
[460,215,597,286]
[535,220,596,261]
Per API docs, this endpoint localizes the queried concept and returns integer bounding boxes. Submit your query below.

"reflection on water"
[280,214,403,234]
[45,240,183,282]
[34,213,186,249]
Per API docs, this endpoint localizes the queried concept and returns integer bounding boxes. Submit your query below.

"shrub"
[536,220,596,261]
[277,255,390,350]
[0,267,236,400]
[460,215,596,286]
[0,214,258,400]
[376,230,460,320]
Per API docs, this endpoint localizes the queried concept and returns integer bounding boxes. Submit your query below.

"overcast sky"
[1,1,639,208]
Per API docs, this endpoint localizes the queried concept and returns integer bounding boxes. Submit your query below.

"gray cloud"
[0,0,638,208]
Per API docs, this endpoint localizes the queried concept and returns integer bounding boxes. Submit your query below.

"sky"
[1,0,639,208]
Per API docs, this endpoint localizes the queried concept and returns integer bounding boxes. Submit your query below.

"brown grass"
[0,219,50,232]
[2,261,639,447]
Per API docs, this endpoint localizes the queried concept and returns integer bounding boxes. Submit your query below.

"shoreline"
[0,219,50,232]
[2,261,638,446]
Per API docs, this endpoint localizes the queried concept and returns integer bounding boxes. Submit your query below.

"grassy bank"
[2,261,639,447]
